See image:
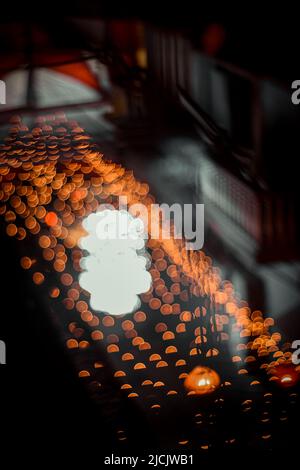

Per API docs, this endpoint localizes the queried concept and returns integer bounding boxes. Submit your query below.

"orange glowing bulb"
[45,211,58,227]
[184,366,221,395]
[272,365,300,388]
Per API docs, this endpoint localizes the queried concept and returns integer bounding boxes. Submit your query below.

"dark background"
[1,7,300,465]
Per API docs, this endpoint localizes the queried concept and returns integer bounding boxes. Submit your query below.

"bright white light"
[281,375,292,383]
[79,209,152,315]
[198,378,210,387]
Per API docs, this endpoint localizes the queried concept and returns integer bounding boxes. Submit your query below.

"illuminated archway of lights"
[79,209,152,315]
[0,114,299,449]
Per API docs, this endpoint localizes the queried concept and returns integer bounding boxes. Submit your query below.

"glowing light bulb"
[184,366,221,395]
[79,209,152,315]
[281,375,292,383]
[198,378,209,386]
[271,364,300,388]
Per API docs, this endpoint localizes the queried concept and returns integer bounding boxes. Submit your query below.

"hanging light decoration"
[184,366,221,395]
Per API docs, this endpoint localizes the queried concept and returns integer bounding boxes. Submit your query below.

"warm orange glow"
[33,272,45,285]
[45,211,58,227]
[49,287,60,298]
[184,366,221,395]
[270,365,300,388]
[0,114,295,426]
[20,256,32,270]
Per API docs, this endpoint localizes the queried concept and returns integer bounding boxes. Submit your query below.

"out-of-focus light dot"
[281,375,292,383]
[273,365,300,388]
[63,298,75,310]
[57,253,67,263]
[30,222,41,235]
[25,216,36,230]
[79,209,151,315]
[76,300,88,312]
[184,366,221,395]
[45,211,58,227]
[68,288,80,301]
[66,339,78,349]
[149,298,161,310]
[155,259,167,271]
[91,331,103,341]
[152,248,164,260]
[60,273,73,286]
[155,284,167,296]
[39,235,51,248]
[6,223,18,236]
[181,311,192,322]
[43,248,55,261]
[172,303,181,314]
[170,283,181,295]
[60,227,69,239]
[63,235,77,249]
[20,256,32,269]
[88,315,99,327]
[49,287,60,298]
[162,292,174,304]
[10,195,21,208]
[15,202,26,215]
[54,259,65,272]
[122,320,134,331]
[36,206,47,219]
[33,272,45,285]
[81,311,93,322]
[160,304,172,315]
[54,200,65,212]
[5,211,16,222]
[102,316,115,327]
[16,227,27,240]
[134,311,146,322]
